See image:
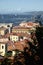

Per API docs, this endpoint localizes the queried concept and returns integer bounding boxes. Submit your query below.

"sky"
[0,0,43,14]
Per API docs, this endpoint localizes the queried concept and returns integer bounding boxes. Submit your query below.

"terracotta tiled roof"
[0,42,7,44]
[19,22,39,27]
[7,40,30,51]
[4,32,31,38]
[4,33,18,38]
[12,26,31,29]
[27,22,33,26]
[0,27,7,30]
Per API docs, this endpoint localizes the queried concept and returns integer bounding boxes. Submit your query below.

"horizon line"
[0,11,43,14]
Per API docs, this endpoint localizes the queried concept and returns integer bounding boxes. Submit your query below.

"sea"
[0,14,43,25]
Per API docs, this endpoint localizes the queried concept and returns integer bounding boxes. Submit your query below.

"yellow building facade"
[0,27,8,35]
[12,27,31,34]
[0,43,6,56]
[10,35,19,42]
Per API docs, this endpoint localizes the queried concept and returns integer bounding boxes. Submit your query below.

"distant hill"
[23,11,43,15]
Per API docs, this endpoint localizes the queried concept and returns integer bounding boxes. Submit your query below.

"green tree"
[36,27,43,64]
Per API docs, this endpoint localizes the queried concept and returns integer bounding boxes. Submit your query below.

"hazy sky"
[0,0,43,13]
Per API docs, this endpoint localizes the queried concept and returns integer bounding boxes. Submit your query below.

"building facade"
[0,27,8,35]
[12,26,31,34]
[10,35,19,42]
[0,43,7,56]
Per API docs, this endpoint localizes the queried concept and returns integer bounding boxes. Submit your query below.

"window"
[2,46,4,49]
[7,25,10,27]
[16,37,18,39]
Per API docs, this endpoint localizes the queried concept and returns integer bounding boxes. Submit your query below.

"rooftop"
[7,40,30,51]
[0,27,7,30]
